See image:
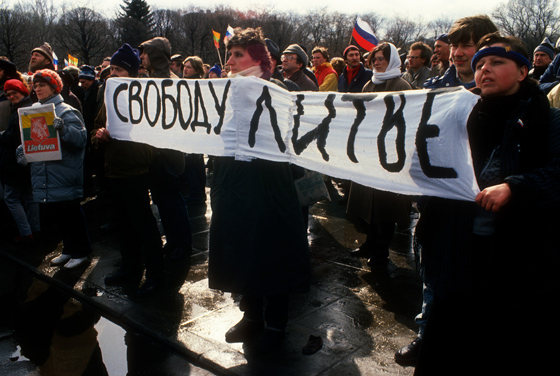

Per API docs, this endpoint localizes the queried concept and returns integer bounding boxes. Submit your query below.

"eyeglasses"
[281,55,296,62]
[372,57,385,62]
[5,91,20,98]
[407,55,421,59]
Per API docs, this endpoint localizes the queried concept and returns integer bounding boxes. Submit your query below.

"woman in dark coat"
[0,79,40,243]
[347,42,413,267]
[208,27,310,353]
[414,33,560,376]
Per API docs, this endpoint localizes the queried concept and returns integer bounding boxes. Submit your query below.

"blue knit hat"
[78,65,96,80]
[209,64,222,77]
[534,38,555,60]
[110,43,140,77]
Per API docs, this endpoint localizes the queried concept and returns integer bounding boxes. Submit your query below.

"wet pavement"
[0,179,423,375]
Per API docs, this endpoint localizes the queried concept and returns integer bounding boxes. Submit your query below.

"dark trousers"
[150,169,192,253]
[110,175,163,281]
[240,294,290,331]
[42,199,92,258]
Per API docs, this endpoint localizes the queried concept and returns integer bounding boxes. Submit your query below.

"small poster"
[18,103,62,162]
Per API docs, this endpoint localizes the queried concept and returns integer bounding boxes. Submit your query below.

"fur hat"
[33,69,63,94]
[31,43,54,64]
[3,79,29,96]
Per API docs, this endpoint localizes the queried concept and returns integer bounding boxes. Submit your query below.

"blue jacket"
[423,65,476,90]
[538,53,560,93]
[30,94,87,203]
[338,64,373,93]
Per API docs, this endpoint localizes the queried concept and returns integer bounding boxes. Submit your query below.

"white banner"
[105,76,481,201]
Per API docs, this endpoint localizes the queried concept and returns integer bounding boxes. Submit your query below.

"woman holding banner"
[414,33,560,375]
[17,69,92,269]
[347,42,413,268]
[208,27,310,354]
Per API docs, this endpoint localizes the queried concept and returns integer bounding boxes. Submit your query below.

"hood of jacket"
[139,37,172,78]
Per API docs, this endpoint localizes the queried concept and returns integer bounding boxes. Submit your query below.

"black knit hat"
[0,58,17,77]
[110,43,140,77]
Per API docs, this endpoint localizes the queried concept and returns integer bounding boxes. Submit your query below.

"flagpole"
[217,47,223,67]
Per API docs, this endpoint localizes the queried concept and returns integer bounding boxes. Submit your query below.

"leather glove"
[53,117,64,133]
[15,145,27,166]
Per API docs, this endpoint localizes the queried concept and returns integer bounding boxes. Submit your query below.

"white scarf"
[227,65,264,79]
[372,43,403,85]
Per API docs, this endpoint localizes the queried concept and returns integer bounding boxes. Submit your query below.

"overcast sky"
[32,0,504,24]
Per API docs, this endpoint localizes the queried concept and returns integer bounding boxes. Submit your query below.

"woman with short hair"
[208,27,310,354]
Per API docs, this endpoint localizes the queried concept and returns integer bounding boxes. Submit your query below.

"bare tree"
[492,0,560,53]
[0,6,32,69]
[55,7,111,66]
[383,16,427,51]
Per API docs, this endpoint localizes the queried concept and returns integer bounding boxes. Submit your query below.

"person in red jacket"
[311,46,338,91]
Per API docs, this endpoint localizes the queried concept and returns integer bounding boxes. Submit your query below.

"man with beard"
[338,45,372,93]
[28,43,55,74]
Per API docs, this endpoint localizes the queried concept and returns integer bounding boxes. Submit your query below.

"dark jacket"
[338,63,373,93]
[538,53,560,93]
[286,69,318,91]
[423,64,476,90]
[417,84,560,298]
[208,78,310,297]
[0,96,33,187]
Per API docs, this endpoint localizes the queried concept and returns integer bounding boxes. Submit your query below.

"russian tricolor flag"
[352,17,378,51]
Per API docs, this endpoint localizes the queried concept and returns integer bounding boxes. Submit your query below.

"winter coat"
[417,83,560,299]
[208,157,310,297]
[338,63,373,93]
[423,64,476,90]
[346,77,413,226]
[208,76,310,297]
[401,65,432,89]
[313,62,338,91]
[538,53,560,93]
[29,94,87,202]
[0,96,33,187]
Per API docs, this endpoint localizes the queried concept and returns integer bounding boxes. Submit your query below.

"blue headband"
[471,46,531,72]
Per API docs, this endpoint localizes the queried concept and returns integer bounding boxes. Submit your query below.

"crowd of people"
[1,12,559,371]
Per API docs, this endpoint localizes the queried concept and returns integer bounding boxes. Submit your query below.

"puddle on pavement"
[5,271,214,376]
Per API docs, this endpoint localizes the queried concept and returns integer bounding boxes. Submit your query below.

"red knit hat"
[343,45,360,59]
[3,79,30,96]
[33,69,63,94]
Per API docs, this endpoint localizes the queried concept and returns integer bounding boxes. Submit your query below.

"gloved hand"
[15,145,27,166]
[53,117,64,133]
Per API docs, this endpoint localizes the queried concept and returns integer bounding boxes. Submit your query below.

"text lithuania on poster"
[18,103,62,162]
